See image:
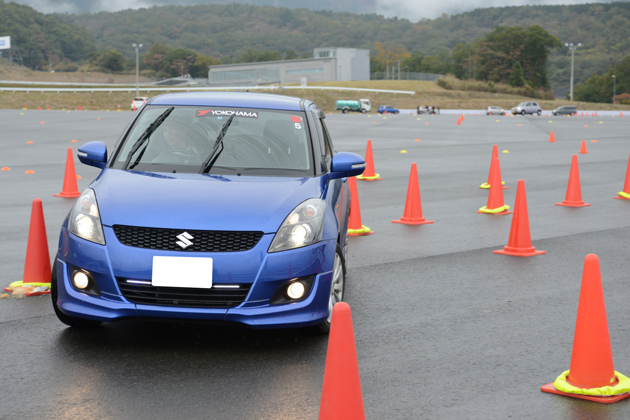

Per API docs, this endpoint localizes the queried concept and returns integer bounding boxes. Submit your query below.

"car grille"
[113,225,264,252]
[116,278,251,308]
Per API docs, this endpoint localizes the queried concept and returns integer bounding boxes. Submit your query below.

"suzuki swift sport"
[51,92,365,333]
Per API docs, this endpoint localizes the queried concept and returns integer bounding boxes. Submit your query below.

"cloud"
[374,0,628,21]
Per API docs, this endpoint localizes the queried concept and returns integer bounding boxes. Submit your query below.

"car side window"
[310,109,331,173]
[319,119,333,171]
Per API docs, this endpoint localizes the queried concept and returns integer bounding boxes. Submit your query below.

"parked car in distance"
[377,105,399,114]
[336,99,371,114]
[51,92,366,334]
[131,97,149,110]
[417,106,436,115]
[486,106,506,115]
[552,105,577,116]
[511,101,542,116]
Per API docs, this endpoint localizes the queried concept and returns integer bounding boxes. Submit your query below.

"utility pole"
[397,60,400,81]
[612,75,616,105]
[132,43,143,97]
[565,42,581,101]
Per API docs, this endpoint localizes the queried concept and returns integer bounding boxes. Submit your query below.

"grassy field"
[1,75,628,112]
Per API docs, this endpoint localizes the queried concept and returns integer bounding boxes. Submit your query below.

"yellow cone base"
[8,280,51,288]
[348,225,375,236]
[614,191,630,200]
[356,173,382,181]
[477,205,512,215]
[479,182,508,189]
[541,383,630,404]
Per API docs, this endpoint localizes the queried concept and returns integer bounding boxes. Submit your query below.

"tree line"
[0,0,628,101]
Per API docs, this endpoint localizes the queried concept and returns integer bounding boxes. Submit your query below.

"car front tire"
[521,110,525,115]
[51,257,102,328]
[537,110,542,116]
[314,244,346,334]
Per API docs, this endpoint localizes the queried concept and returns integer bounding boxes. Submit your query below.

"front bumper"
[55,227,335,329]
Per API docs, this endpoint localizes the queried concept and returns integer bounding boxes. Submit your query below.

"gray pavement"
[1,108,629,419]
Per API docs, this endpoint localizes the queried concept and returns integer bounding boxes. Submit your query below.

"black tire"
[313,244,346,335]
[395,111,400,114]
[342,108,349,114]
[51,257,102,328]
[537,110,542,116]
[361,109,366,114]
[521,110,525,116]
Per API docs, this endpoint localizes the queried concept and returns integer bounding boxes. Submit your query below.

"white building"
[208,47,370,86]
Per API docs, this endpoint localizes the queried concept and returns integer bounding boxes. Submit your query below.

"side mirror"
[78,141,108,169]
[329,152,365,180]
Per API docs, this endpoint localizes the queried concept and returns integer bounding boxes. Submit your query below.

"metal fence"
[370,72,442,82]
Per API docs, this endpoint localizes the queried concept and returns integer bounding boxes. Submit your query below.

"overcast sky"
[8,0,629,21]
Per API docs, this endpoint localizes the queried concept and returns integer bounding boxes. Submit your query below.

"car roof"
[149,92,304,111]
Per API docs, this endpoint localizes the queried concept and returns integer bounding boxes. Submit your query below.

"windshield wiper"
[199,114,235,174]
[122,106,175,170]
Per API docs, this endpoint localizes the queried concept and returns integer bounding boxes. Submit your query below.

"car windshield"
[111,106,313,176]
[517,102,527,107]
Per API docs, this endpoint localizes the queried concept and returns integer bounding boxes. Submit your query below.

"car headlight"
[268,199,326,253]
[68,189,106,245]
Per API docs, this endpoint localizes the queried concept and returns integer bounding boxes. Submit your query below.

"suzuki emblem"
[176,232,194,249]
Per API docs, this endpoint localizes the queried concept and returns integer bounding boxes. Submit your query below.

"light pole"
[565,42,581,101]
[612,75,616,105]
[132,43,142,97]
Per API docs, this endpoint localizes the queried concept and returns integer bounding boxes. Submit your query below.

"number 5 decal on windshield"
[295,123,302,130]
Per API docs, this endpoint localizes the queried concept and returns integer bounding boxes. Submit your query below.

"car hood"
[90,169,323,233]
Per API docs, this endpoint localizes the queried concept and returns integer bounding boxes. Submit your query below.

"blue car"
[377,105,400,114]
[51,92,365,333]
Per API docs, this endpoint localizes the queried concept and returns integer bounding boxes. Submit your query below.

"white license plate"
[152,256,213,289]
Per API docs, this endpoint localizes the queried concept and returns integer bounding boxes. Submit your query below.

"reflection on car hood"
[90,169,323,233]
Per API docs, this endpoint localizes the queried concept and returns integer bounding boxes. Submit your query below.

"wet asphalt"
[1,107,629,419]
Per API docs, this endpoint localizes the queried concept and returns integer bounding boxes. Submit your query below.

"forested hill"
[0,0,96,67]
[61,2,630,92]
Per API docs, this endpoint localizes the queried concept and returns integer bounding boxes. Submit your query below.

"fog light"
[73,272,89,289]
[286,282,305,299]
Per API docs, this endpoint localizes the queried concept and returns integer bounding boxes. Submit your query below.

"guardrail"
[0,85,416,95]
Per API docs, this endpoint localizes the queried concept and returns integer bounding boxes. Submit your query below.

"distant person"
[417,105,421,115]
[437,106,440,115]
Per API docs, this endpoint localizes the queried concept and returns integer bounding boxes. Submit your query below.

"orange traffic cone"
[347,177,373,236]
[579,140,588,154]
[541,254,630,403]
[614,153,630,200]
[456,117,461,125]
[494,180,544,257]
[23,103,27,110]
[53,148,81,198]
[620,111,623,117]
[549,131,555,143]
[356,140,381,181]
[4,199,52,294]
[78,105,82,111]
[392,163,433,225]
[117,104,121,111]
[133,104,137,112]
[22,199,51,285]
[480,145,508,189]
[319,302,366,420]
[556,155,591,207]
[461,114,465,122]
[478,158,512,215]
